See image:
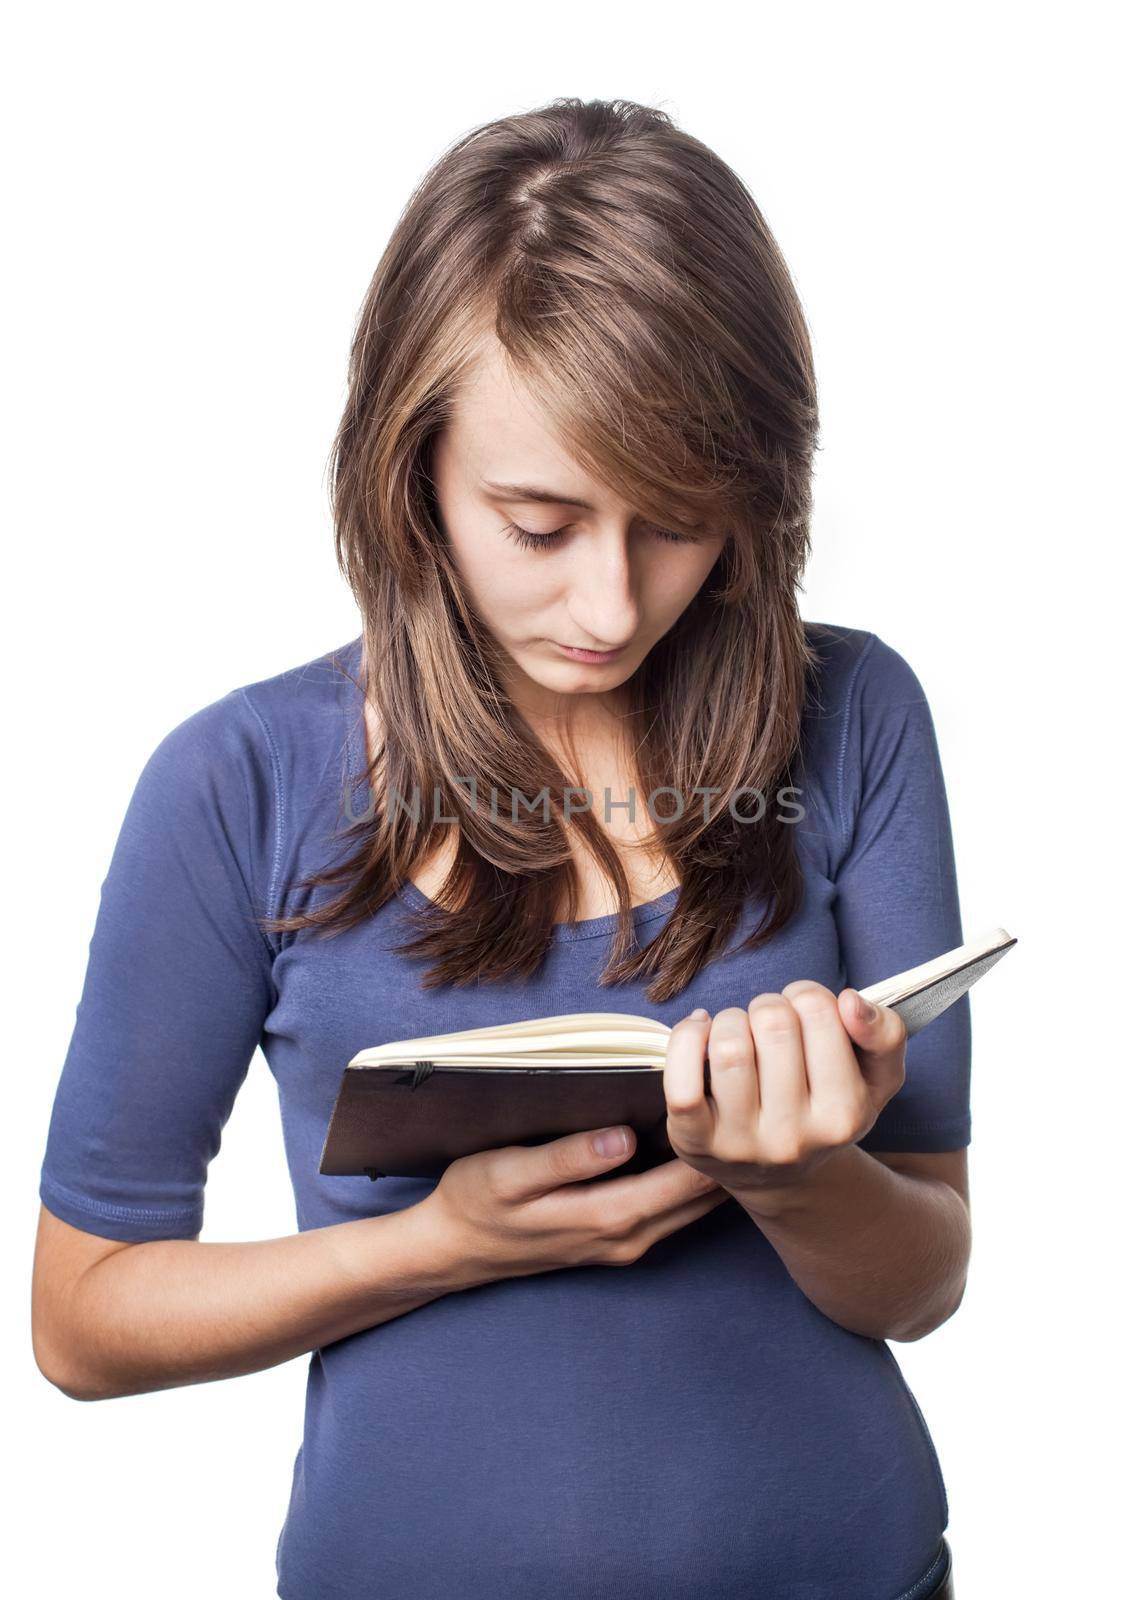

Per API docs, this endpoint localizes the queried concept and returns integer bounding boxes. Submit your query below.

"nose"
[564,531,642,649]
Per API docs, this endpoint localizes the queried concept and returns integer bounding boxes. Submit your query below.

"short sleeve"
[832,635,972,1152]
[38,690,277,1241]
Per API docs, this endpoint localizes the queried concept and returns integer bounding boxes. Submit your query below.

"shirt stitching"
[240,686,285,950]
[836,631,879,864]
[40,1172,201,1225]
[863,1116,970,1133]
[888,1541,949,1600]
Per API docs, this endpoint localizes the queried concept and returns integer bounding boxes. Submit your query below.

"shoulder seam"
[238,686,284,955]
[836,632,879,862]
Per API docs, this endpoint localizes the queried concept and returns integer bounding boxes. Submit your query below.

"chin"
[516,655,632,695]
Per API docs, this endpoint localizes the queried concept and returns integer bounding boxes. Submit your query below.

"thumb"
[840,990,907,1101]
[486,1125,635,1202]
[586,1125,635,1162]
[524,1124,635,1194]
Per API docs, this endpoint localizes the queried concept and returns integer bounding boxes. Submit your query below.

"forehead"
[444,339,618,507]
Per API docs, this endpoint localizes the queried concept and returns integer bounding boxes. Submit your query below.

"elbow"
[33,1348,111,1403]
[889,1274,969,1344]
[48,1375,111,1404]
[39,1364,126,1403]
[32,1208,147,1401]
[890,1197,972,1342]
[32,1324,123,1403]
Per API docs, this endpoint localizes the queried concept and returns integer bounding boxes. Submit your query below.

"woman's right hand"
[424,1125,732,1283]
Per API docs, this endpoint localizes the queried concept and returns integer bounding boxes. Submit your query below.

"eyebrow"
[480,479,596,510]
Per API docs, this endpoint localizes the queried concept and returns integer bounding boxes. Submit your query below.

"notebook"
[319,926,1016,1179]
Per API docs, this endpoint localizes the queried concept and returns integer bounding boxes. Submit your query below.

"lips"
[554,642,626,662]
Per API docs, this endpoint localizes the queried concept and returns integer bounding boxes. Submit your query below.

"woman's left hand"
[663,981,908,1200]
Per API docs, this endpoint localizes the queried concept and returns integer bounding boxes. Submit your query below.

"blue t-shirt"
[39,623,969,1600]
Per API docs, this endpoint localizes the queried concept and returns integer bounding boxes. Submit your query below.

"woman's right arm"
[33,1124,727,1402]
[31,1198,467,1401]
[34,696,724,1402]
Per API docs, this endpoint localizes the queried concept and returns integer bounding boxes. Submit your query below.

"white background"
[6,3,1137,1594]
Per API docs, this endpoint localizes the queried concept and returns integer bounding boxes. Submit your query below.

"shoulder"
[102,637,363,948]
[230,633,363,759]
[125,634,362,877]
[795,623,938,872]
[802,621,929,732]
[146,634,362,782]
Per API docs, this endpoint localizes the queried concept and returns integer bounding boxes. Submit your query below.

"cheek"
[451,537,554,625]
[652,547,722,615]
[447,526,501,594]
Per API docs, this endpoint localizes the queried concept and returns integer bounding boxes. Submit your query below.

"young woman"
[33,99,968,1599]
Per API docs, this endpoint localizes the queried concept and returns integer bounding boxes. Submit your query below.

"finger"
[563,1155,722,1218]
[745,993,808,1127]
[706,1006,760,1132]
[623,1187,733,1260]
[503,1123,637,1200]
[782,981,867,1122]
[663,1010,715,1142]
[838,988,908,1106]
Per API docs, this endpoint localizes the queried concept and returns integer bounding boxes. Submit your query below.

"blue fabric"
[39,623,970,1600]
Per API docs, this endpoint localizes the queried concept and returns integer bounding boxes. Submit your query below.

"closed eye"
[502,521,703,551]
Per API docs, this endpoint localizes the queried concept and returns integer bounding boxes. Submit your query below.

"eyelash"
[503,521,702,551]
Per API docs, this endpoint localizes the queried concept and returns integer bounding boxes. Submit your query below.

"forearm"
[54,1200,476,1401]
[734,1146,971,1342]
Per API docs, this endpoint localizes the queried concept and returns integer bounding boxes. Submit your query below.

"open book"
[319,927,1016,1180]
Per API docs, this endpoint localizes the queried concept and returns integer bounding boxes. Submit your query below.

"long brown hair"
[262,96,824,1004]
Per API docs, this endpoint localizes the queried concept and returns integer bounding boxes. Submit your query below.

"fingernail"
[859,996,877,1023]
[690,1008,709,1020]
[593,1127,630,1157]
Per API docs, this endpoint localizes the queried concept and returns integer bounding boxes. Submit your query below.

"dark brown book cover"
[318,932,1016,1180]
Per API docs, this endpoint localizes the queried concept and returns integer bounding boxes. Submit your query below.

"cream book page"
[349,1013,671,1069]
[346,929,1015,1069]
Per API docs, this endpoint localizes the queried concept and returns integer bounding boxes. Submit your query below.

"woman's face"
[430,340,728,728]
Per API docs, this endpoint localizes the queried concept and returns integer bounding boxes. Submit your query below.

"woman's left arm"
[664,986,971,1344]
